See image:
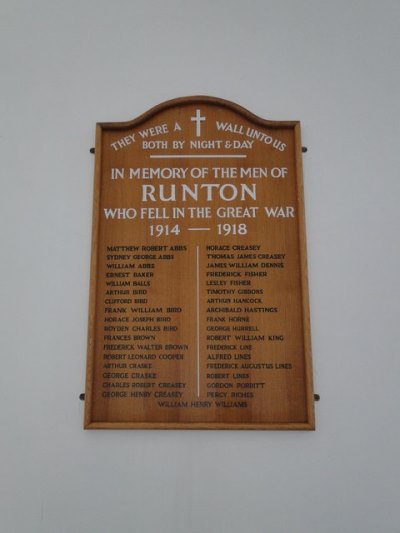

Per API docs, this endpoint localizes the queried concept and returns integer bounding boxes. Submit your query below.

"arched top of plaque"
[98,95,299,130]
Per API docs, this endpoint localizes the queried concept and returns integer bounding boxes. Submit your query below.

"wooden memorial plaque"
[84,96,315,429]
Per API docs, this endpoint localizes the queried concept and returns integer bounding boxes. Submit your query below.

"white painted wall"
[1,1,399,532]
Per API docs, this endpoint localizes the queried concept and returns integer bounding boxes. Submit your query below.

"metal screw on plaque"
[314,394,320,401]
[302,146,308,153]
[90,147,95,154]
[79,393,85,401]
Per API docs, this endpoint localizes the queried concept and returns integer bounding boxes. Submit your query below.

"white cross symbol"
[191,109,206,137]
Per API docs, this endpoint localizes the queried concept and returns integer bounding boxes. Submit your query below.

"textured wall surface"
[1,1,399,532]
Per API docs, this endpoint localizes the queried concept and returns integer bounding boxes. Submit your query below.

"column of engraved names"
[204,244,287,408]
[101,244,189,407]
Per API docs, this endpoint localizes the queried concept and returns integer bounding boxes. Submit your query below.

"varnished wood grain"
[84,96,315,430]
